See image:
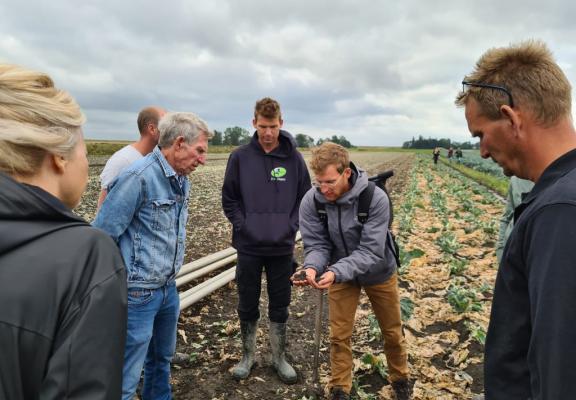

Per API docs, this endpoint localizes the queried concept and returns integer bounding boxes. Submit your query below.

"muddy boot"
[231,320,257,380]
[269,322,297,384]
[392,378,413,400]
[329,387,350,400]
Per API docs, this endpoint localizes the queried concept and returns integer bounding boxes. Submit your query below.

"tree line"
[209,128,354,148]
[402,135,478,149]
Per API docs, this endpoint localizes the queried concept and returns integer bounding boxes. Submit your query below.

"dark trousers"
[236,253,293,323]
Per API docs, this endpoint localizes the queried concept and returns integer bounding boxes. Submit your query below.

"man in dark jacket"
[292,142,411,400]
[456,40,576,399]
[222,97,311,383]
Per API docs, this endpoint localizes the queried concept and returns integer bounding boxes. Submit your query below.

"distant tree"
[210,130,223,146]
[403,135,471,149]
[336,135,352,148]
[295,133,315,148]
[223,126,251,146]
[314,135,353,148]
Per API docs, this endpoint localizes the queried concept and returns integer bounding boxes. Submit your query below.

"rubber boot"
[269,321,297,384]
[231,320,257,380]
[392,379,413,400]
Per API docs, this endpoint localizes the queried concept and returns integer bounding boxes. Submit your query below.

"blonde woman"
[0,64,127,399]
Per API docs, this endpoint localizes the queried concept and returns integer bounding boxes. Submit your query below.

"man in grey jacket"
[292,142,411,400]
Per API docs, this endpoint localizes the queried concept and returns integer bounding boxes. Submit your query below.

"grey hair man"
[97,106,167,209]
[94,112,212,400]
[456,40,576,399]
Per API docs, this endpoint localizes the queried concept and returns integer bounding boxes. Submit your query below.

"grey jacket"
[299,165,397,285]
[496,176,534,262]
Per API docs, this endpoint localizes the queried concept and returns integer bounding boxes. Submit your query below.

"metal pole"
[312,288,324,385]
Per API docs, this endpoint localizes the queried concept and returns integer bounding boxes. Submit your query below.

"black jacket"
[485,149,576,400]
[222,130,311,256]
[0,173,127,400]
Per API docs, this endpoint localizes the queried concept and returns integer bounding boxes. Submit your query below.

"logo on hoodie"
[271,167,287,181]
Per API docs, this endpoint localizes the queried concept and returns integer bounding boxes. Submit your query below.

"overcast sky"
[1,0,575,146]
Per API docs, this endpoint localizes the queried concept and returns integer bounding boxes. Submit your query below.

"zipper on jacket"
[337,205,350,257]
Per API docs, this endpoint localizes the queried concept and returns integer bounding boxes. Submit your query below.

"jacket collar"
[516,148,576,219]
[153,146,179,179]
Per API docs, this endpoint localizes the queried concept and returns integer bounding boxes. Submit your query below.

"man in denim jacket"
[94,112,212,400]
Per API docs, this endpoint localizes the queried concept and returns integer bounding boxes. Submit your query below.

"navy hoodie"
[222,130,311,256]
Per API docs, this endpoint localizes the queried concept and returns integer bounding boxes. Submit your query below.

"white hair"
[158,112,213,148]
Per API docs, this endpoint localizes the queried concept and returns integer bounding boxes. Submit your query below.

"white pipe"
[176,231,302,310]
[176,254,237,288]
[179,265,236,301]
[176,247,237,277]
[179,267,236,310]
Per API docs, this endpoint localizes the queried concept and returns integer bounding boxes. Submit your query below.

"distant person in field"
[292,142,411,400]
[97,106,166,209]
[222,97,311,383]
[447,146,454,162]
[496,176,534,262]
[432,147,440,164]
[455,147,463,163]
[94,112,212,400]
[456,40,576,399]
[0,63,127,399]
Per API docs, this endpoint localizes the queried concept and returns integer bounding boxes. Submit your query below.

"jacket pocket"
[152,199,176,231]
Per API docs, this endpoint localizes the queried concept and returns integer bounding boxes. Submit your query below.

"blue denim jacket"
[93,147,189,289]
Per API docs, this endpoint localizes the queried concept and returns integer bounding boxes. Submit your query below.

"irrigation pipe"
[176,254,237,288]
[176,232,302,310]
[179,267,236,310]
[176,247,237,278]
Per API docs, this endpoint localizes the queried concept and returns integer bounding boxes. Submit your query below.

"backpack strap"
[314,194,328,229]
[387,232,402,268]
[357,181,375,224]
[360,179,401,268]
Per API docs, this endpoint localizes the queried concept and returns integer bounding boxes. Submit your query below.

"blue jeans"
[122,283,180,400]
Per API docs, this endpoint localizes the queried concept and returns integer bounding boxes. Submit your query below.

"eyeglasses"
[312,171,346,189]
[462,81,514,108]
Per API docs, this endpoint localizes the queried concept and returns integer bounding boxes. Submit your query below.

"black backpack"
[313,170,401,268]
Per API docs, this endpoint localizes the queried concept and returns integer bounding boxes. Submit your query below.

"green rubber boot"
[231,320,257,380]
[269,322,297,384]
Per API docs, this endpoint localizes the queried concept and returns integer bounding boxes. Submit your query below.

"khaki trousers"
[328,273,408,393]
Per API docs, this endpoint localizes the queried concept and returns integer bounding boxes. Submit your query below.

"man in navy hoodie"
[222,97,311,383]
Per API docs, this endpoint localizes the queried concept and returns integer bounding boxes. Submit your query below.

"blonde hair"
[310,142,349,174]
[0,64,85,176]
[455,40,572,126]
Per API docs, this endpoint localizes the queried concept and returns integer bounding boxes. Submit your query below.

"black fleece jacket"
[222,130,311,256]
[0,173,127,400]
[485,148,576,400]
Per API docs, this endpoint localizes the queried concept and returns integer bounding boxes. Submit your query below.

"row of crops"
[458,150,504,179]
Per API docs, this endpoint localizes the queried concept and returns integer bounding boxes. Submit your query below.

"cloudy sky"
[1,0,575,146]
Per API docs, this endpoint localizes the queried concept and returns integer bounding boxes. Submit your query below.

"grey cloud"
[1,0,576,145]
